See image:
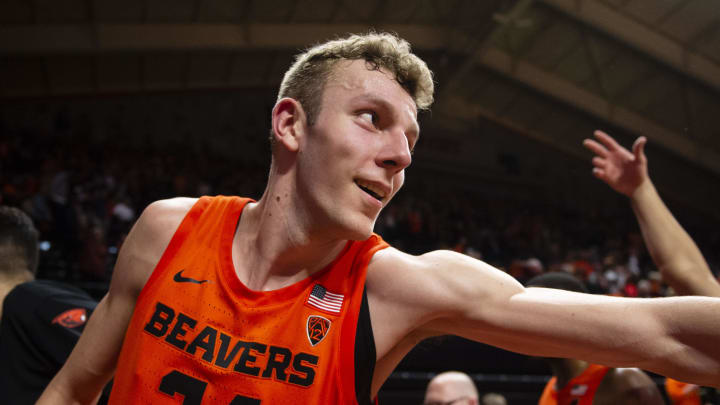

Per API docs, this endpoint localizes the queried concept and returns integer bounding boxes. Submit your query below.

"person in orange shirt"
[38,33,720,405]
[529,272,663,405]
[665,378,701,405]
[584,130,718,404]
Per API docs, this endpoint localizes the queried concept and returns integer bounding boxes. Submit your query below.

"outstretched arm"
[583,130,720,297]
[370,249,720,390]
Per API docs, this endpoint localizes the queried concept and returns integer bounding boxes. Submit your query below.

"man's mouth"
[355,180,387,202]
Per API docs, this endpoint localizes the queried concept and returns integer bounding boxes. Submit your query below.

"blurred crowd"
[379,193,681,298]
[1,127,267,284]
[2,126,718,298]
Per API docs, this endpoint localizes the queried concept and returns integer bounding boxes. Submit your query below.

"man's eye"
[359,111,378,126]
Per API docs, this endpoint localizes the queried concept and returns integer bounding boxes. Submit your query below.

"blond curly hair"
[277,32,434,129]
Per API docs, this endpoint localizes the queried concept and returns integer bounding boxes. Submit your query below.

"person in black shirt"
[0,205,101,404]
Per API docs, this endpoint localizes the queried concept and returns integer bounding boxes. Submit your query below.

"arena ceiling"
[2,0,720,214]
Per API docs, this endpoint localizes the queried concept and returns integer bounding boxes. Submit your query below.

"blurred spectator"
[481,392,507,405]
[527,272,664,405]
[424,371,479,405]
[0,205,106,403]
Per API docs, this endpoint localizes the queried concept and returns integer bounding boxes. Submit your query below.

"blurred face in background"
[424,372,479,405]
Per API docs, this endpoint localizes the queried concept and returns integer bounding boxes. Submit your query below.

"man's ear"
[271,98,306,152]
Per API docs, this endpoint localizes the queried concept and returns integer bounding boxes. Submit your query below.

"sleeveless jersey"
[109,196,388,405]
[665,378,701,405]
[538,364,610,405]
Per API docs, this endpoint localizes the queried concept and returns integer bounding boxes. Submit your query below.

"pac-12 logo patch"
[52,308,88,328]
[307,315,331,346]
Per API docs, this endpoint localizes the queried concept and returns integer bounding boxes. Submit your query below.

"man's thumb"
[632,136,647,161]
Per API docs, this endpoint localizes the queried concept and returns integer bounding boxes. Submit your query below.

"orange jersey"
[665,378,701,405]
[110,196,388,405]
[538,364,610,405]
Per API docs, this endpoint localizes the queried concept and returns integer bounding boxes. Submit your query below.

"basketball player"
[528,272,664,405]
[39,33,720,405]
[584,130,719,404]
[0,206,101,404]
[424,371,480,405]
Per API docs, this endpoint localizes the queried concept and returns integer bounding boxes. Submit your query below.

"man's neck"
[231,191,348,292]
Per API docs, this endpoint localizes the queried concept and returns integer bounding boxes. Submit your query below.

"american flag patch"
[306,284,344,314]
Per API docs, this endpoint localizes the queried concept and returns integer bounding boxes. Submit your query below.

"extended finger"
[592,157,606,168]
[583,138,609,158]
[592,167,607,180]
[593,130,623,152]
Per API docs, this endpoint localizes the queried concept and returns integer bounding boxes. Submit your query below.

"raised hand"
[582,130,648,197]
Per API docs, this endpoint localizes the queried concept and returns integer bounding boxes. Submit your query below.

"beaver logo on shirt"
[52,308,88,328]
[307,315,331,346]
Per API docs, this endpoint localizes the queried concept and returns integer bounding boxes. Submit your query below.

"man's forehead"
[327,60,418,115]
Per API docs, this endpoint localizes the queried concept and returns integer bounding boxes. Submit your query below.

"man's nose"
[377,128,412,173]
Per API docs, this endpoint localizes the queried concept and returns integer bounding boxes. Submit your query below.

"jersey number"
[159,370,261,405]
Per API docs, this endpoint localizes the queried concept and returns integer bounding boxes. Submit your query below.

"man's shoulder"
[368,246,409,267]
[8,280,92,303]
[143,197,198,221]
[112,197,200,293]
[366,247,427,291]
[366,247,482,294]
[368,247,433,281]
[143,196,249,228]
[367,247,495,283]
[4,280,95,322]
[134,198,198,239]
[369,247,464,270]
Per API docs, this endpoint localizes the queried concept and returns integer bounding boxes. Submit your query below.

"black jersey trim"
[354,286,376,405]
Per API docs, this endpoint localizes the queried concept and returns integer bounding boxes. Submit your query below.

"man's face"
[295,59,419,240]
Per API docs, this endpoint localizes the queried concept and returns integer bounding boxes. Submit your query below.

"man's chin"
[323,209,377,241]
[343,217,376,241]
[341,222,375,241]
